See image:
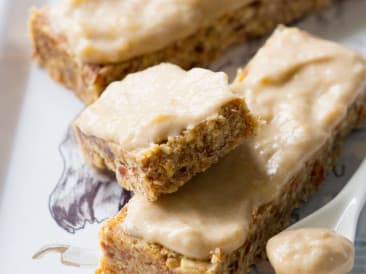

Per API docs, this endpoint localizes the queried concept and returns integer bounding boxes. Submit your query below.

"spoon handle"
[357,159,366,206]
[334,159,366,239]
[289,158,366,241]
[335,159,366,211]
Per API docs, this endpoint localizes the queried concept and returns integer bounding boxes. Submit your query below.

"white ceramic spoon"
[289,158,366,241]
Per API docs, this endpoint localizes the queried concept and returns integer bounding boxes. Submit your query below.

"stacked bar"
[73,63,257,201]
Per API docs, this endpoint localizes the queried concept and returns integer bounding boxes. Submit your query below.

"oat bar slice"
[29,0,331,104]
[73,63,256,201]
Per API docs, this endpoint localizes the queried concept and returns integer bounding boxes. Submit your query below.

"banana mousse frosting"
[49,0,254,63]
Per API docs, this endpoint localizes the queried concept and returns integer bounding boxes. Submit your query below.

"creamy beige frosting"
[49,0,252,63]
[122,27,366,260]
[76,63,237,151]
[266,228,354,274]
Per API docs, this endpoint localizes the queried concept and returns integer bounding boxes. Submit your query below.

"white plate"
[0,1,365,273]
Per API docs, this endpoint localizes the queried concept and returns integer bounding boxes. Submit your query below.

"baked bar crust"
[96,88,366,273]
[29,0,330,104]
[73,99,257,202]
